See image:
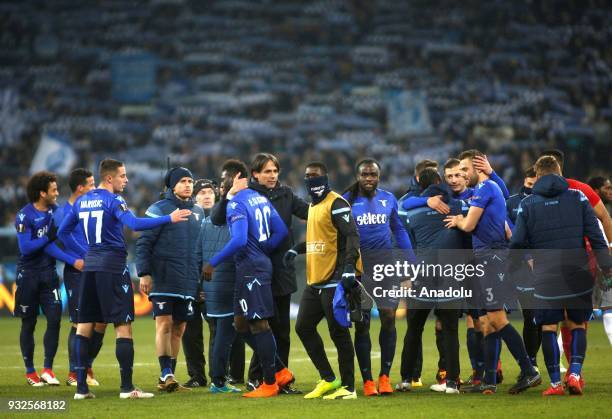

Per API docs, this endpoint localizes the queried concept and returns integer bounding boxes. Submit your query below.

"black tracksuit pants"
[295,286,355,391]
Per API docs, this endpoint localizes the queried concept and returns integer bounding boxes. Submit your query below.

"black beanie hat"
[165,167,193,190]
[193,178,216,196]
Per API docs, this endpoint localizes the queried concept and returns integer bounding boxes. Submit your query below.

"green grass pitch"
[0,317,610,418]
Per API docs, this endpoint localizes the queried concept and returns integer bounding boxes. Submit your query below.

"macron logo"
[246,279,262,291]
[378,200,387,207]
[122,285,130,294]
[498,273,505,282]
[18,213,25,222]
[230,202,237,210]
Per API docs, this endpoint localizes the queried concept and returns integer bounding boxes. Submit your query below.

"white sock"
[603,311,612,346]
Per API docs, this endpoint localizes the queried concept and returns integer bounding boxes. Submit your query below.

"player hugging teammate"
[15,150,610,400]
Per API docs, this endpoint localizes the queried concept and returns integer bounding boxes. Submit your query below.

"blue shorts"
[63,265,82,323]
[534,294,593,325]
[78,270,134,324]
[534,308,592,325]
[14,268,62,319]
[233,273,274,320]
[474,250,517,311]
[150,296,195,321]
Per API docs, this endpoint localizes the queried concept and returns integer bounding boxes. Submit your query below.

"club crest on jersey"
[194,213,199,221]
[246,278,262,291]
[120,203,128,212]
[20,305,29,312]
[187,301,193,314]
[122,284,130,294]
[17,224,25,233]
[68,289,72,297]
[378,199,387,207]
[157,302,166,310]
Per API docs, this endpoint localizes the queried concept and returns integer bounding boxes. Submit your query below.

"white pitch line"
[3,353,382,369]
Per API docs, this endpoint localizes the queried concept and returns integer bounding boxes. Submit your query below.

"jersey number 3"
[80,210,103,244]
[255,206,271,242]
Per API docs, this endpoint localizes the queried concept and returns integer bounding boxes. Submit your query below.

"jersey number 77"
[79,210,103,244]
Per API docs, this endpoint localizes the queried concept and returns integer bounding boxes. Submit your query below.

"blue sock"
[240,331,257,351]
[159,355,173,378]
[466,328,477,370]
[240,330,284,374]
[354,330,373,382]
[75,335,90,394]
[43,316,60,370]
[20,317,36,374]
[171,358,177,374]
[254,330,277,385]
[68,327,77,373]
[569,328,586,376]
[87,330,104,369]
[379,327,396,377]
[474,331,485,379]
[498,324,534,375]
[484,332,500,385]
[542,331,561,385]
[116,338,134,392]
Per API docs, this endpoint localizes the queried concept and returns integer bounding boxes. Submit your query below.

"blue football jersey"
[343,189,410,250]
[54,201,88,259]
[15,203,57,270]
[455,188,474,200]
[69,188,131,273]
[468,180,507,250]
[226,189,282,266]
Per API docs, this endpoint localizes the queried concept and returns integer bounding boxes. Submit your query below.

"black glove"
[47,222,58,242]
[283,249,298,268]
[341,264,356,291]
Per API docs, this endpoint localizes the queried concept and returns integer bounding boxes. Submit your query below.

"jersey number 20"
[79,210,103,244]
[255,205,271,242]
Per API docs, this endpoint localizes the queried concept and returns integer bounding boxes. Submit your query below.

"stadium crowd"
[1,0,611,236]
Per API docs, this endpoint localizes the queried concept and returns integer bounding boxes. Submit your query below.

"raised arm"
[135,204,165,276]
[58,205,87,255]
[209,215,248,267]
